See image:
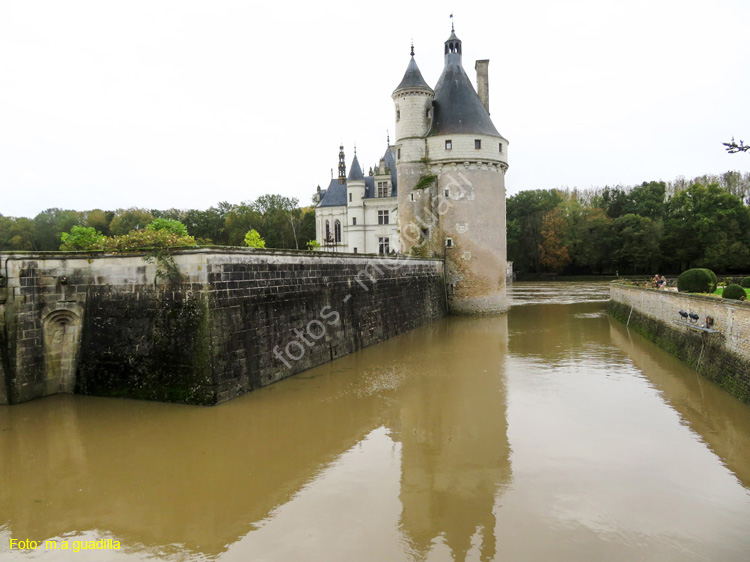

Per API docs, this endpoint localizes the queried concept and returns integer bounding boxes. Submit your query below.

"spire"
[338,145,346,185]
[347,153,364,181]
[393,42,433,94]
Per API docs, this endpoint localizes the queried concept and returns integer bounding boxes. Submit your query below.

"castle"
[315,25,509,313]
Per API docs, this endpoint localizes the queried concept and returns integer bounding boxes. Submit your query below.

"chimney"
[475,59,490,115]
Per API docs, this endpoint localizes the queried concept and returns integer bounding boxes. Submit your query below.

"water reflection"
[1,283,750,561]
[0,316,510,561]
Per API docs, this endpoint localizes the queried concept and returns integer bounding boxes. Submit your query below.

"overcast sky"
[1,0,749,218]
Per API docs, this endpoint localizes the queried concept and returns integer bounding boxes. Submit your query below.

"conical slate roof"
[428,30,500,138]
[347,154,364,181]
[393,56,433,94]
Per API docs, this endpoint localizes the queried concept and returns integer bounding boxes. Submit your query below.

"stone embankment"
[0,249,446,405]
[609,284,750,403]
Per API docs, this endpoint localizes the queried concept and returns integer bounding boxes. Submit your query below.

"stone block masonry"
[0,249,446,405]
[609,284,750,404]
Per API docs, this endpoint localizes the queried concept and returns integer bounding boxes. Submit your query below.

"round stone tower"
[395,26,509,314]
[393,45,435,255]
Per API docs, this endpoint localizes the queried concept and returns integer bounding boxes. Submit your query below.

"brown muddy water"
[1,282,749,561]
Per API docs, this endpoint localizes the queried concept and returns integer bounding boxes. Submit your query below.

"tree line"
[0,195,316,252]
[508,171,750,275]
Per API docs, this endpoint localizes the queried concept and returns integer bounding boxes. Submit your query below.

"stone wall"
[609,284,750,403]
[0,249,446,405]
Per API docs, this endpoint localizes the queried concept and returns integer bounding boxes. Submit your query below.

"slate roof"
[317,178,347,207]
[347,154,365,181]
[393,56,433,94]
[318,147,398,208]
[428,31,501,138]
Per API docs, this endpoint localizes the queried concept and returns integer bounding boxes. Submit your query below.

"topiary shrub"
[741,277,750,288]
[677,268,713,293]
[697,268,718,292]
[722,284,746,300]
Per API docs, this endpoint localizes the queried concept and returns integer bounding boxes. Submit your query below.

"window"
[396,108,400,121]
[353,248,358,254]
[499,143,503,153]
[397,148,401,159]
[447,283,455,294]
[410,193,415,202]
[426,108,431,119]
[325,220,330,242]
[378,237,390,255]
[349,193,352,202]
[446,237,454,247]
[444,188,450,198]
[475,139,481,149]
[377,182,389,198]
[378,210,389,224]
[445,140,452,150]
[352,217,357,225]
[334,220,341,243]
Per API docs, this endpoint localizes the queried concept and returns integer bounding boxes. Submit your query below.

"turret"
[346,149,366,252]
[392,44,434,159]
[346,150,365,207]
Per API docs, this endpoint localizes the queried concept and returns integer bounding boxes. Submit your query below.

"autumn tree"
[538,208,571,272]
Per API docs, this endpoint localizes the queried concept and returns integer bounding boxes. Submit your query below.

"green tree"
[559,199,614,273]
[0,215,35,250]
[183,205,229,245]
[252,194,301,249]
[32,208,81,250]
[611,214,662,273]
[109,208,155,235]
[507,189,563,273]
[299,207,317,248]
[148,218,189,237]
[60,225,106,251]
[82,209,114,236]
[244,229,266,248]
[624,181,666,221]
[663,183,750,271]
[225,203,262,246]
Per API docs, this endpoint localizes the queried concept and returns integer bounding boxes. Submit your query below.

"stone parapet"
[0,250,447,405]
[609,284,750,403]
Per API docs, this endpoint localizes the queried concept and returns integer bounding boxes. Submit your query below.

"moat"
[2,282,749,561]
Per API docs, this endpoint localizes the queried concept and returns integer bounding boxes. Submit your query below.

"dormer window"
[445,140,452,150]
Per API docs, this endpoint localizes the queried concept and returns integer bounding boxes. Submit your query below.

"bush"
[741,277,750,288]
[677,268,713,293]
[244,229,265,248]
[104,229,196,252]
[60,226,106,251]
[722,284,746,300]
[147,218,189,237]
[697,268,718,292]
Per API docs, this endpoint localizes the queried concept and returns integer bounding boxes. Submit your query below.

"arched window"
[334,220,342,243]
[325,220,331,242]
